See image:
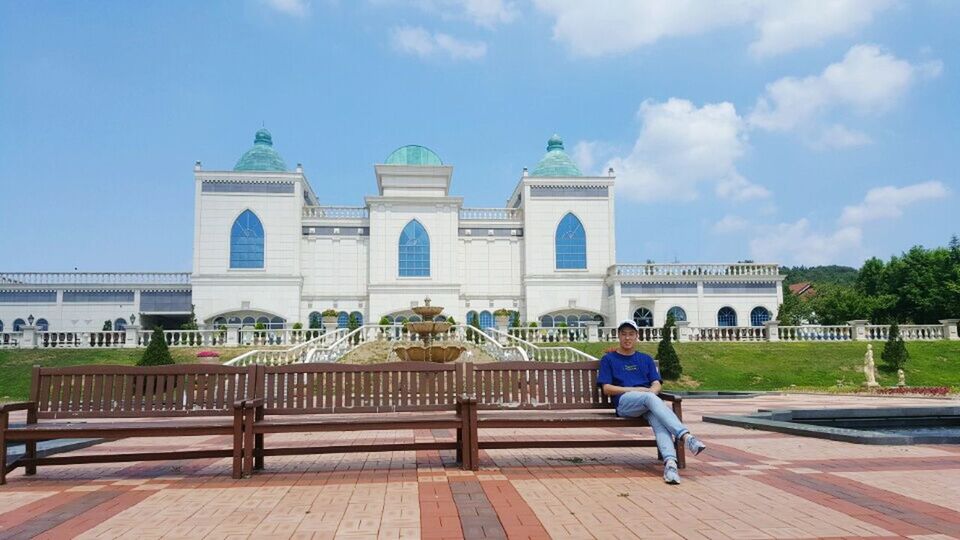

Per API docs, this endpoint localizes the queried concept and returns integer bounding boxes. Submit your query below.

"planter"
[322,316,339,331]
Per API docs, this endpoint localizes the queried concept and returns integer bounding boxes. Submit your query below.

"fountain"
[394,297,466,363]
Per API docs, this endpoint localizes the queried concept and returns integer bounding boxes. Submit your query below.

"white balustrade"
[609,263,779,277]
[0,332,22,348]
[0,272,190,285]
[692,326,767,342]
[488,328,595,363]
[778,325,852,342]
[302,206,369,219]
[36,331,127,348]
[458,208,523,221]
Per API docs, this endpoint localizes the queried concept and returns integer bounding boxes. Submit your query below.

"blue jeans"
[616,391,689,463]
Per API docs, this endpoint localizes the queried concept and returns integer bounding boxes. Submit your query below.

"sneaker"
[684,434,706,456]
[663,459,681,485]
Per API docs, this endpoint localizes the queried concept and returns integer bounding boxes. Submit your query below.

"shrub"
[347,313,360,344]
[880,321,909,373]
[138,327,174,366]
[876,386,949,396]
[657,313,682,380]
[446,316,455,324]
[467,312,481,343]
[493,308,511,317]
[379,316,391,326]
[292,322,303,330]
[102,320,112,331]
[321,309,338,318]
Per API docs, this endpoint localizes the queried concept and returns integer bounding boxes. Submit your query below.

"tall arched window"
[242,316,255,326]
[114,318,128,331]
[350,312,364,326]
[718,307,737,327]
[13,318,25,331]
[36,318,49,331]
[633,308,653,327]
[555,213,587,269]
[466,311,478,326]
[337,311,349,328]
[270,316,285,329]
[230,210,265,269]
[667,306,687,322]
[750,307,772,327]
[0,320,3,332]
[479,311,493,329]
[398,220,430,277]
[308,311,322,328]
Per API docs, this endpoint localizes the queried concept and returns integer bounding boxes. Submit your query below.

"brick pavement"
[1,393,958,539]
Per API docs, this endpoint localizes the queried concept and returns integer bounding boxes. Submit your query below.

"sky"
[1,0,957,272]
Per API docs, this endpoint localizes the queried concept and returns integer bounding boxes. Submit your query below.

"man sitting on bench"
[597,319,707,484]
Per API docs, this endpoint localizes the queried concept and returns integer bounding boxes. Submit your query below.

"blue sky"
[1,0,957,271]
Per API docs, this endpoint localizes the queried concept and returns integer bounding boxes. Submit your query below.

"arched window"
[633,308,653,328]
[750,307,771,327]
[350,312,364,326]
[409,315,422,322]
[270,316,285,329]
[540,315,554,327]
[308,311,322,328]
[242,316,255,326]
[555,213,587,269]
[0,320,3,332]
[396,316,408,324]
[433,315,446,322]
[256,316,269,326]
[466,311,478,325]
[337,311,348,328]
[479,311,493,329]
[213,317,226,326]
[384,315,395,325]
[667,307,687,322]
[36,318,49,331]
[13,318,26,331]
[230,209,265,269]
[398,220,430,277]
[228,316,242,325]
[718,307,737,327]
[115,318,128,331]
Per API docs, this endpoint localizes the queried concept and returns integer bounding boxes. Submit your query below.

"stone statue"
[897,369,906,387]
[863,344,879,388]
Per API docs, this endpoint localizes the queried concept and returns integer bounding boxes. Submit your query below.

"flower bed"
[875,386,951,397]
[196,350,221,358]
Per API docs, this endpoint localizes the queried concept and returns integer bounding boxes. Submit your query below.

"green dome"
[530,134,582,177]
[234,129,288,172]
[384,145,443,166]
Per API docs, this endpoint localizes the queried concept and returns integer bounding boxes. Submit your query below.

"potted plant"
[322,309,339,331]
[493,308,511,331]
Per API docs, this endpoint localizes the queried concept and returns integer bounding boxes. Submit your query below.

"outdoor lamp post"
[27,314,34,326]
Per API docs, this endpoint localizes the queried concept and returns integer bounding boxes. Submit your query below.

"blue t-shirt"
[596,351,662,407]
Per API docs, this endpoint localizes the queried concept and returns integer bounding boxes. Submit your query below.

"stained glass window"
[555,213,586,269]
[230,210,265,269]
[399,220,430,277]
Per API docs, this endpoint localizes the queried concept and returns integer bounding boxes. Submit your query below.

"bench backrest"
[30,364,257,419]
[467,361,612,410]
[257,362,464,414]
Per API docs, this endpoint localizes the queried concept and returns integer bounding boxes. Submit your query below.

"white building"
[0,130,783,334]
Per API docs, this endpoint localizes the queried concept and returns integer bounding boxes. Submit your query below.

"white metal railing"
[487,328,595,363]
[609,263,780,277]
[37,331,127,348]
[0,272,191,285]
[227,329,349,366]
[302,206,369,219]
[778,326,853,342]
[691,326,767,342]
[459,208,523,221]
[239,328,328,347]
[0,332,22,347]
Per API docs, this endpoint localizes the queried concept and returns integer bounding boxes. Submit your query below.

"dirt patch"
[338,340,499,365]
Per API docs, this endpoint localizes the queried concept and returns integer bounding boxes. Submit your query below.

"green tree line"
[779,236,960,325]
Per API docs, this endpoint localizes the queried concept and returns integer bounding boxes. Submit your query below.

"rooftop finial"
[547,134,564,151]
[254,128,273,146]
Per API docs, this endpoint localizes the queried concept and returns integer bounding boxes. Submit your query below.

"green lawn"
[560,341,960,393]
[0,348,256,402]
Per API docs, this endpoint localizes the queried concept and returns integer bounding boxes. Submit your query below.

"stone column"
[674,321,691,342]
[764,320,780,342]
[226,324,242,347]
[848,320,868,341]
[19,325,37,349]
[124,325,141,348]
[941,319,959,341]
[582,321,600,342]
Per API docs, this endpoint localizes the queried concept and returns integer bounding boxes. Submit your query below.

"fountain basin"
[410,306,444,320]
[395,345,465,363]
[406,321,452,335]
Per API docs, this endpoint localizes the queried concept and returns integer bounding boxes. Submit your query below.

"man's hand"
[601,381,662,396]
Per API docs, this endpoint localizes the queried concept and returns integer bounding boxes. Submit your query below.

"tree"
[138,327,174,366]
[467,312,481,344]
[777,283,812,325]
[657,313,682,380]
[879,321,909,373]
[102,320,112,331]
[347,313,360,344]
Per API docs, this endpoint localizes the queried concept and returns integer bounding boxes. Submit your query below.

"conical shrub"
[138,327,174,366]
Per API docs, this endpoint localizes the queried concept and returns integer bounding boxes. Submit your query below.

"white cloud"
[813,124,873,149]
[750,219,863,266]
[262,0,310,17]
[531,0,893,58]
[713,215,750,235]
[376,0,518,27]
[749,44,941,132]
[839,181,948,225]
[390,26,487,60]
[605,98,769,203]
[750,181,947,265]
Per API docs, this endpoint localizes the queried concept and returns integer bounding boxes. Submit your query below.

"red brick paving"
[0,394,958,538]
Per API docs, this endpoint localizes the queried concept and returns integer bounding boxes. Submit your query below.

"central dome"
[530,134,582,177]
[384,145,443,166]
[234,128,288,172]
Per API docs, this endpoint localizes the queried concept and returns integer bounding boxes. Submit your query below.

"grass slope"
[0,348,255,402]
[562,341,960,392]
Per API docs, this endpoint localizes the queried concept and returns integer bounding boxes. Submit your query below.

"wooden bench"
[459,361,685,470]
[236,362,474,477]
[1,364,257,484]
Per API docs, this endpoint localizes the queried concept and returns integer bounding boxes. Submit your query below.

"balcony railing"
[609,263,780,277]
[0,272,191,285]
[459,208,523,221]
[302,206,369,219]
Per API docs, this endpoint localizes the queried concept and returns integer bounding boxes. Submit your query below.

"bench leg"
[242,409,256,477]
[456,428,463,464]
[24,442,36,476]
[254,408,264,470]
[0,427,6,486]
[232,410,244,480]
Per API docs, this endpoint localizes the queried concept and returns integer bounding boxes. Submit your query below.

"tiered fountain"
[394,298,466,363]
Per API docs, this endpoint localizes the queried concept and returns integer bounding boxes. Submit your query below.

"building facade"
[0,130,784,333]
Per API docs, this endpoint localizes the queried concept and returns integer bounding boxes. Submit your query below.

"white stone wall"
[457,237,523,299]
[191,277,302,324]
[0,302,137,332]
